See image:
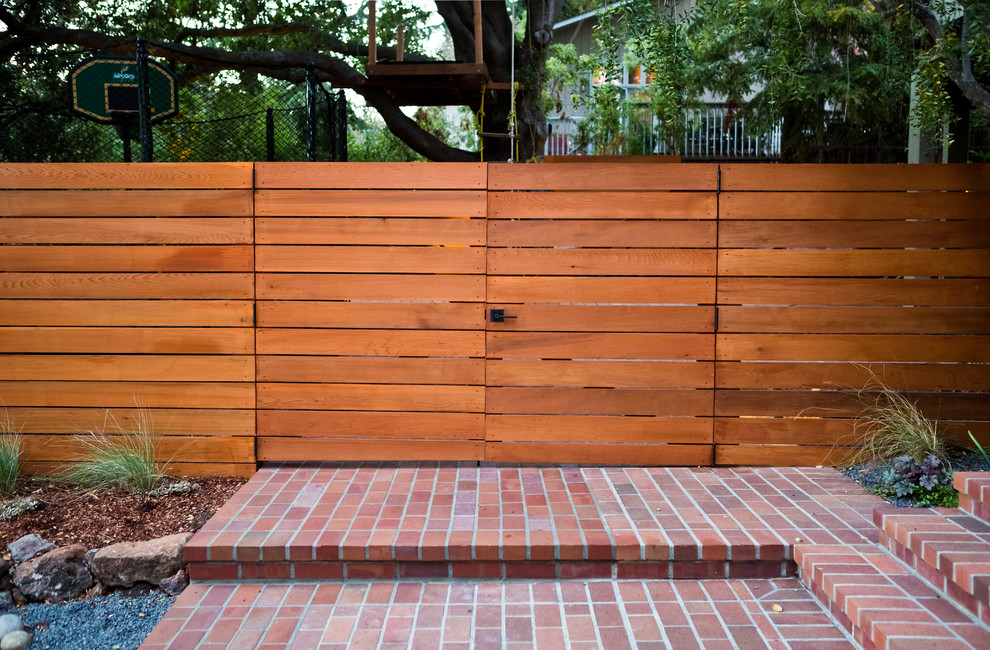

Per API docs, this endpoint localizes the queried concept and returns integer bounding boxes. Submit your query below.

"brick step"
[796,544,990,650]
[874,506,990,625]
[956,472,990,524]
[140,577,858,649]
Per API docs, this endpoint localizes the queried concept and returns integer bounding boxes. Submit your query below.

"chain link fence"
[1,42,346,163]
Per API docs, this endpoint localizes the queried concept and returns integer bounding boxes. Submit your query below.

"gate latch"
[489,308,518,323]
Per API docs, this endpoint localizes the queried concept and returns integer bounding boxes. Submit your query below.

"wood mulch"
[1,476,247,551]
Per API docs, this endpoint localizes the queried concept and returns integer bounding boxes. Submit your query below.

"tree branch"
[913,1,990,117]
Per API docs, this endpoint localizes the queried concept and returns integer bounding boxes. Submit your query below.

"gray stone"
[12,544,93,603]
[7,534,52,563]
[159,568,188,596]
[0,630,32,650]
[90,533,192,588]
[0,615,20,639]
[0,592,12,611]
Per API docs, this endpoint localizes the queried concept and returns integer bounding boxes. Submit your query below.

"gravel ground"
[13,592,172,650]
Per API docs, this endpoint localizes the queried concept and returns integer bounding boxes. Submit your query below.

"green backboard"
[69,56,178,124]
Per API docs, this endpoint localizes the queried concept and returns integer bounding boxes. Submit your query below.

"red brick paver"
[141,577,854,650]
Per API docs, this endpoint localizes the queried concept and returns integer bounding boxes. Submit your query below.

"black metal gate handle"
[489,308,518,323]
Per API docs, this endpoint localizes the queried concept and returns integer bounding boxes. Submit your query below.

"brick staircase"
[141,464,990,649]
[798,471,990,649]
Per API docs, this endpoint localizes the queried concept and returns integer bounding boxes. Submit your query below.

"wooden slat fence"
[485,163,718,464]
[0,163,257,477]
[1,162,987,472]
[254,163,488,462]
[715,164,990,465]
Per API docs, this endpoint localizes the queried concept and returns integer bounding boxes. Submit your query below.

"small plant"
[0,404,23,494]
[849,381,948,466]
[149,480,199,498]
[0,495,38,520]
[872,454,958,508]
[969,431,990,465]
[62,407,167,494]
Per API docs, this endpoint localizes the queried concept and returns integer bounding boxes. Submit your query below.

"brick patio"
[141,464,990,649]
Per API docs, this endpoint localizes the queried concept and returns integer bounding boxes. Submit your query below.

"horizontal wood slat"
[19,461,257,479]
[717,334,990,363]
[0,382,254,408]
[256,245,484,274]
[488,163,718,190]
[20,435,254,464]
[3,355,254,381]
[717,278,989,307]
[720,191,990,220]
[486,360,714,388]
[0,190,253,217]
[483,305,714,333]
[0,162,253,189]
[255,190,485,217]
[0,217,254,244]
[719,219,990,249]
[488,332,713,361]
[0,245,254,272]
[258,356,484,384]
[256,217,484,246]
[486,415,712,444]
[714,445,852,467]
[257,438,484,462]
[719,249,989,277]
[258,273,484,301]
[489,277,714,304]
[255,162,486,189]
[715,390,989,420]
[487,388,713,416]
[0,300,253,326]
[256,302,484,329]
[486,442,713,465]
[258,384,485,412]
[7,407,255,436]
[714,362,990,391]
[489,220,715,248]
[257,411,483,438]
[0,273,254,299]
[718,306,990,335]
[489,192,716,219]
[0,327,254,354]
[489,248,715,276]
[257,329,484,357]
[720,164,990,191]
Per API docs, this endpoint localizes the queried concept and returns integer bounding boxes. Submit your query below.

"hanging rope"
[475,82,486,162]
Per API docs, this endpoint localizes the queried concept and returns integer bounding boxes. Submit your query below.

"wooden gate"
[255,162,719,464]
[484,163,717,464]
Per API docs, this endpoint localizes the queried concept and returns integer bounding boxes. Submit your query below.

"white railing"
[546,106,781,160]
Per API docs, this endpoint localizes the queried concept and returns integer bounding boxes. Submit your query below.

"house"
[546,1,782,159]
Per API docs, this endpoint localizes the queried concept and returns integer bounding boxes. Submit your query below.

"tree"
[547,0,990,161]
[1,0,568,162]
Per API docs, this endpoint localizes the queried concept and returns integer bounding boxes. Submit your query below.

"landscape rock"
[90,533,192,588]
[0,630,31,650]
[0,593,12,611]
[0,558,11,591]
[8,534,52,563]
[159,568,188,596]
[12,544,93,603]
[0,615,20,639]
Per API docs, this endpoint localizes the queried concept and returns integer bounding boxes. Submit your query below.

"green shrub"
[0,405,22,494]
[62,408,167,494]
[871,454,958,508]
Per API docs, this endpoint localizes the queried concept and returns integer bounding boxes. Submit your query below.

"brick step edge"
[186,558,795,582]
[796,544,990,650]
[956,472,990,525]
[873,506,990,625]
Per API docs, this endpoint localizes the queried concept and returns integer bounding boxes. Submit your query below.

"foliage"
[850,383,948,466]
[0,496,38,521]
[872,454,958,508]
[61,408,168,494]
[0,405,22,495]
[969,431,990,465]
